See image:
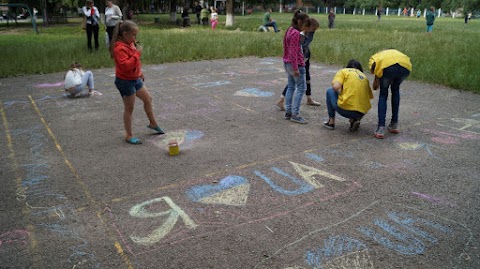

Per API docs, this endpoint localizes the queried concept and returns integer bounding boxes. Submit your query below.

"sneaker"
[323,122,335,130]
[291,115,308,124]
[284,112,292,120]
[374,126,385,139]
[349,119,361,132]
[388,122,400,134]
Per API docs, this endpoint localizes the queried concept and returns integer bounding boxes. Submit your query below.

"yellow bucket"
[168,140,180,156]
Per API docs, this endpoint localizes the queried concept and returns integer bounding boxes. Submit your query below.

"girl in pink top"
[283,11,309,124]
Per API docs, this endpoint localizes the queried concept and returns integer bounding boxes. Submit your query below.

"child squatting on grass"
[369,49,412,139]
[64,62,94,98]
[109,20,165,145]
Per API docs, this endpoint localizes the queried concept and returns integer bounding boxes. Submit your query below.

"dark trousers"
[282,60,311,96]
[106,26,115,42]
[86,23,99,51]
[196,13,201,25]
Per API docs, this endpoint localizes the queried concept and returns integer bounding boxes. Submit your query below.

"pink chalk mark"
[34,82,64,88]
[411,192,456,207]
[0,229,30,248]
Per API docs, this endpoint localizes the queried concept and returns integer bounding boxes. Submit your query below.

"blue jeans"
[325,88,364,120]
[264,21,279,32]
[284,63,306,116]
[377,64,410,126]
[73,70,94,95]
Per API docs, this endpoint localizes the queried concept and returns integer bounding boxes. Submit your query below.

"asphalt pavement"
[0,57,479,269]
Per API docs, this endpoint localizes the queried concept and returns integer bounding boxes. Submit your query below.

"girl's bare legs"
[123,94,136,140]
[136,86,159,128]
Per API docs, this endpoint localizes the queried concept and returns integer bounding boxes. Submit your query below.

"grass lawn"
[0,12,479,92]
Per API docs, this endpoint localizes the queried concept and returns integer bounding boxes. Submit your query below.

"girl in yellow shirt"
[323,60,373,132]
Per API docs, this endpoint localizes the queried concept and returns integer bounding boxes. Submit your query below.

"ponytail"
[109,21,121,59]
[109,20,139,59]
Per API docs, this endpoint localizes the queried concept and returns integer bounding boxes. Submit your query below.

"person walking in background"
[194,1,202,25]
[426,7,435,33]
[328,9,335,29]
[377,6,382,22]
[200,5,209,26]
[109,20,165,145]
[105,0,122,43]
[277,16,320,109]
[416,9,421,19]
[182,6,191,27]
[64,62,95,98]
[323,60,373,132]
[83,0,100,52]
[263,8,280,32]
[210,7,218,30]
[369,49,412,139]
[282,12,309,124]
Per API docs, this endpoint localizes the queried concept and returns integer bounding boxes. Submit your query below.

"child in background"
[282,11,310,124]
[210,7,218,30]
[64,62,94,98]
[328,9,335,29]
[277,16,320,109]
[109,20,165,145]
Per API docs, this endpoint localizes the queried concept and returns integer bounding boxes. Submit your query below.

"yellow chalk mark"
[114,242,135,269]
[235,103,254,112]
[198,184,250,206]
[28,96,135,269]
[290,161,346,188]
[0,102,41,266]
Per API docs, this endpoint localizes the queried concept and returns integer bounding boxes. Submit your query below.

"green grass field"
[0,12,479,92]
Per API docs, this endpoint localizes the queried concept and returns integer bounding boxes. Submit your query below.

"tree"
[225,0,233,26]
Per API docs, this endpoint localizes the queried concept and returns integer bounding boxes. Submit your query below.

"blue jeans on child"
[325,88,364,120]
[284,63,306,116]
[73,70,94,95]
[377,63,410,127]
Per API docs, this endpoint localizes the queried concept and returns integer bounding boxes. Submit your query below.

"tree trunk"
[296,0,303,9]
[226,0,234,27]
[170,0,177,22]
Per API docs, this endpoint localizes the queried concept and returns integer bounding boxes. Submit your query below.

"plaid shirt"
[283,26,305,71]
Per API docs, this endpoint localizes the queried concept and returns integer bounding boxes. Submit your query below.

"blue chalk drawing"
[186,175,248,202]
[358,211,452,255]
[185,130,204,141]
[234,88,274,97]
[305,235,368,269]
[193,81,231,88]
[254,167,314,195]
[305,153,324,163]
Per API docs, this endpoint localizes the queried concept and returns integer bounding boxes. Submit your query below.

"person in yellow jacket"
[323,59,373,132]
[369,49,412,139]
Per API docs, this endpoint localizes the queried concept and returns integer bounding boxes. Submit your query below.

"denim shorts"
[115,77,143,97]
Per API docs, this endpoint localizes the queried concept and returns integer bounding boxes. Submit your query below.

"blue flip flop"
[126,137,142,145]
[147,125,165,134]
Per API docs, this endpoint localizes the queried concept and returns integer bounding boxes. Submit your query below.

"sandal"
[147,125,165,134]
[126,137,142,145]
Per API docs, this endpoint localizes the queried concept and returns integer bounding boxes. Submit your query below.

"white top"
[64,68,84,89]
[105,5,122,27]
[211,12,218,20]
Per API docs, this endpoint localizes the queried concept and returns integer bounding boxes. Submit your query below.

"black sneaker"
[349,119,361,132]
[284,112,292,120]
[323,122,335,130]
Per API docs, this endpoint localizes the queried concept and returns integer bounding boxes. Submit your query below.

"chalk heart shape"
[186,176,250,206]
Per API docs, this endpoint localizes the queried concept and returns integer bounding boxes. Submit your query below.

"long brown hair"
[109,20,138,59]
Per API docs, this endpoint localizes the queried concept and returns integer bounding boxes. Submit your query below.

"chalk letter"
[254,168,314,195]
[129,196,197,246]
[289,161,346,188]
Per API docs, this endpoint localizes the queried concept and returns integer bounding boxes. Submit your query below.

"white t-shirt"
[211,12,218,20]
[64,68,84,89]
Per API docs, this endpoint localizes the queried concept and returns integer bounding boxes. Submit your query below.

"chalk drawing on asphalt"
[186,175,250,206]
[234,88,275,97]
